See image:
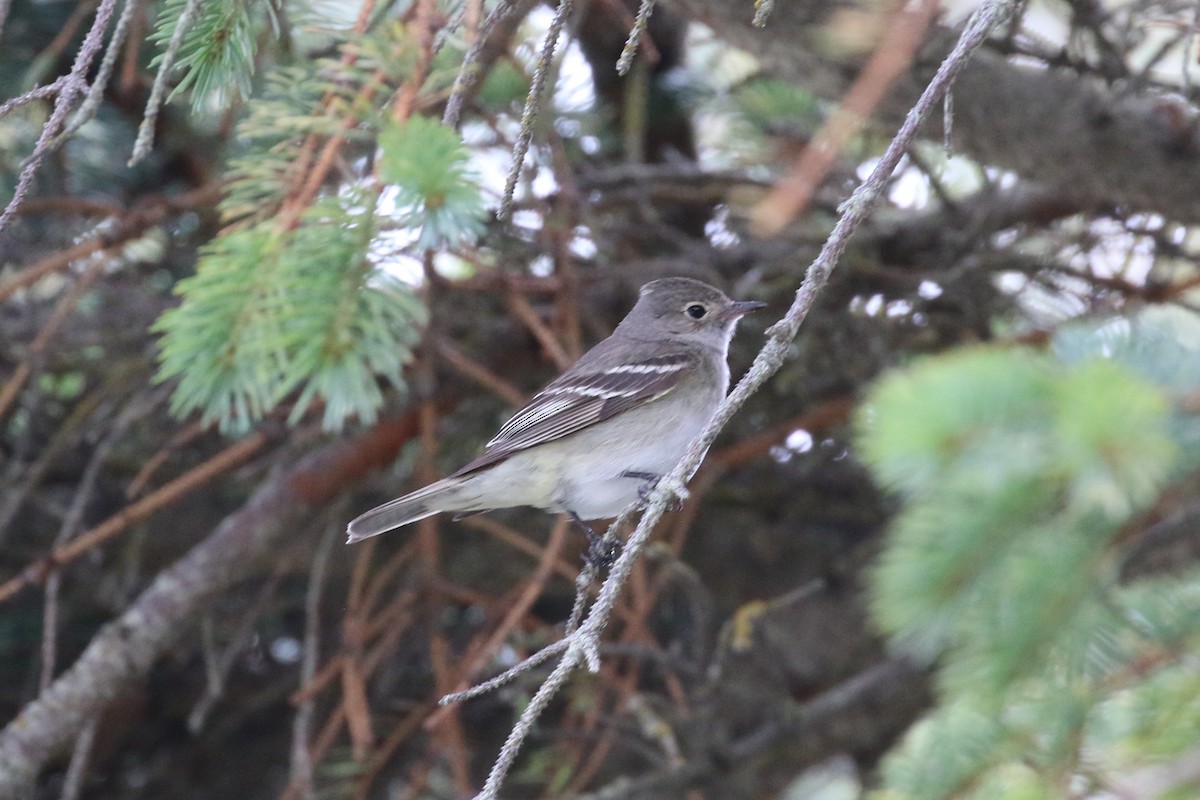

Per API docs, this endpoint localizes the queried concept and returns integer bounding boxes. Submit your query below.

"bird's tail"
[346,478,467,543]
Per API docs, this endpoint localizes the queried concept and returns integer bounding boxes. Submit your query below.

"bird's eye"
[686,303,708,319]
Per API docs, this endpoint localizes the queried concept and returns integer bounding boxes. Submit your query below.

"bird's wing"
[450,351,696,477]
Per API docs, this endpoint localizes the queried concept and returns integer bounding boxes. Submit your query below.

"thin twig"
[499,0,574,220]
[41,390,160,689]
[57,718,99,800]
[465,2,1016,796]
[287,525,337,800]
[0,431,269,605]
[0,0,119,233]
[129,0,203,165]
[442,0,520,129]
[62,0,137,140]
[507,290,573,369]
[615,0,656,76]
[187,564,289,732]
[434,337,527,406]
[438,638,570,705]
[0,82,64,120]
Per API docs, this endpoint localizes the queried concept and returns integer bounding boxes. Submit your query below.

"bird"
[346,277,765,545]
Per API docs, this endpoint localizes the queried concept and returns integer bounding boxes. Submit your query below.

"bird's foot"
[622,471,687,511]
[569,512,621,571]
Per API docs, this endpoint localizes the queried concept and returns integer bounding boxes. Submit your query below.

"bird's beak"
[721,299,768,321]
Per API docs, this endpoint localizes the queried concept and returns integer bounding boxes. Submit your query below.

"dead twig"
[750,0,940,235]
[0,431,270,605]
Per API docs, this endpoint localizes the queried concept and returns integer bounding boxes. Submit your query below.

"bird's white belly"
[547,396,713,519]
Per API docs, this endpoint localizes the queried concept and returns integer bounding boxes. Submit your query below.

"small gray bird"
[346,277,765,544]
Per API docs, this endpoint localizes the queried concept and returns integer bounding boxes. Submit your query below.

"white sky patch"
[570,227,597,259]
[511,209,543,231]
[918,280,943,299]
[888,167,930,210]
[270,636,302,665]
[553,39,596,114]
[531,164,558,198]
[996,272,1029,294]
[786,428,814,453]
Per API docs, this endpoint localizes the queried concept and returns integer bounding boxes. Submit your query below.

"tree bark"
[0,413,422,799]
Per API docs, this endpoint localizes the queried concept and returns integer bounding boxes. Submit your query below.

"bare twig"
[287,525,337,800]
[434,337,527,406]
[187,564,289,732]
[57,718,99,800]
[41,390,159,689]
[0,409,426,796]
[0,0,120,233]
[463,2,1016,796]
[442,0,521,128]
[129,0,203,165]
[0,431,269,605]
[507,289,573,369]
[616,0,656,76]
[499,0,574,220]
[62,0,138,140]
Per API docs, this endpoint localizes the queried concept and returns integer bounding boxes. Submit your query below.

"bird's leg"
[568,511,620,569]
[621,471,686,511]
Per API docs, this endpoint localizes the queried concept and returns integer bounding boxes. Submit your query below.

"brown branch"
[750,0,940,235]
[427,517,570,728]
[434,337,527,406]
[0,431,269,605]
[0,408,425,795]
[507,290,574,370]
[0,183,221,304]
[0,256,106,426]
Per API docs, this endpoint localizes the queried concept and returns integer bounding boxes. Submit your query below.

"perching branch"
[462,1,1018,796]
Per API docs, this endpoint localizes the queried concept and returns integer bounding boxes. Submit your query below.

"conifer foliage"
[859,310,1200,799]
[150,24,485,432]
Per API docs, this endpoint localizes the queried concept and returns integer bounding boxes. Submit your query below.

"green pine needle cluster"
[858,308,1200,799]
[150,0,263,112]
[379,115,487,248]
[150,21,490,433]
[154,190,425,433]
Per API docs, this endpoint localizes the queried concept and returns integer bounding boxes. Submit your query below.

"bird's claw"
[569,512,621,571]
[585,530,621,570]
[625,471,686,511]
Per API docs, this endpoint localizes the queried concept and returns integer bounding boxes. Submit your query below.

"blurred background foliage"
[1,0,1199,798]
